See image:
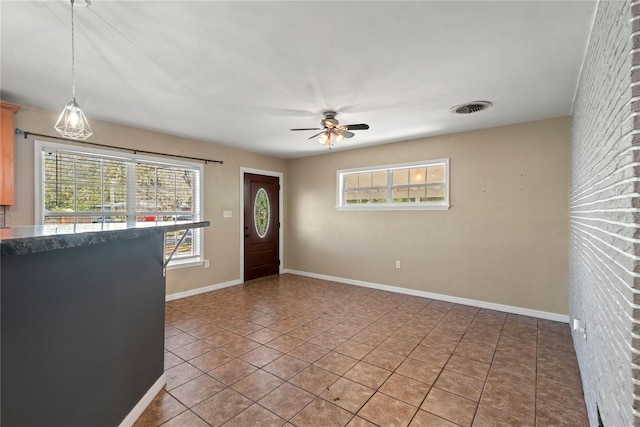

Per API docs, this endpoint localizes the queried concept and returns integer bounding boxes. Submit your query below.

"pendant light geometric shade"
[55,100,93,139]
[54,0,92,140]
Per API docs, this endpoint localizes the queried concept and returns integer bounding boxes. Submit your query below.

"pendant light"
[55,0,93,140]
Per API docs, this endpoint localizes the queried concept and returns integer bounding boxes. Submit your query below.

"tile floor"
[134,274,588,427]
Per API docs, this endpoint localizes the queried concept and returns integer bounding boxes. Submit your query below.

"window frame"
[336,158,450,211]
[34,140,204,269]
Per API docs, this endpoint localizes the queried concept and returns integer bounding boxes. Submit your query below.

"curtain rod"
[16,129,224,165]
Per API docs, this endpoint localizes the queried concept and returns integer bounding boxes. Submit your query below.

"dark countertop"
[0,221,210,257]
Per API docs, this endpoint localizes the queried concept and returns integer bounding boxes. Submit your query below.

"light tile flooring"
[135,274,588,427]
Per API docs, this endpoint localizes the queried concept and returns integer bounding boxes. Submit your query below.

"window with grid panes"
[36,141,203,267]
[337,159,449,210]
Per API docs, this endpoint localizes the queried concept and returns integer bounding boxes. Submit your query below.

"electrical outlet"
[223,210,232,218]
[204,260,210,268]
[395,260,401,269]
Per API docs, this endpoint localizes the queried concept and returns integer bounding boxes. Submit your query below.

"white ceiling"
[1,1,596,159]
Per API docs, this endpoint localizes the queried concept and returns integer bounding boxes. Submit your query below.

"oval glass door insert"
[254,188,270,238]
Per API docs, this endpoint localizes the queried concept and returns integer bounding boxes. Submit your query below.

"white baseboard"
[166,279,243,301]
[283,269,569,323]
[119,374,166,427]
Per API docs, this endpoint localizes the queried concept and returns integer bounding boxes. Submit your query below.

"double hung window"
[35,141,203,267]
[337,159,450,210]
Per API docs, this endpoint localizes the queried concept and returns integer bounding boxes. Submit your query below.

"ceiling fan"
[291,111,370,147]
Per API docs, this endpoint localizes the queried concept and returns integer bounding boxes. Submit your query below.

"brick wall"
[570,1,638,426]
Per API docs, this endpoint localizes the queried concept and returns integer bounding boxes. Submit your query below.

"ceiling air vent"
[450,101,492,114]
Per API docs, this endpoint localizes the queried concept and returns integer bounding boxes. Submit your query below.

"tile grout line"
[469,310,508,426]
[159,277,572,427]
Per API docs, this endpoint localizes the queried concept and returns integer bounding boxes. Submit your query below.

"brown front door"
[244,173,280,281]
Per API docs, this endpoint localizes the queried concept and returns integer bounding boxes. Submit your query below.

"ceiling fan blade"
[308,131,325,139]
[291,128,323,131]
[340,130,355,138]
[344,124,370,130]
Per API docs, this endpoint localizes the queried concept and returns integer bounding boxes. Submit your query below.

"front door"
[243,173,280,281]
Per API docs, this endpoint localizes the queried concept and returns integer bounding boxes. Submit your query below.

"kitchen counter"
[0,220,210,256]
[1,220,210,427]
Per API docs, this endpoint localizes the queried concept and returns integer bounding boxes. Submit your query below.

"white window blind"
[37,142,203,266]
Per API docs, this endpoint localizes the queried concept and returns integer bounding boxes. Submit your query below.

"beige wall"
[9,105,569,313]
[286,117,570,314]
[9,104,287,296]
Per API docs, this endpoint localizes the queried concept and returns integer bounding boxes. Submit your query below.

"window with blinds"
[337,159,450,210]
[37,141,203,266]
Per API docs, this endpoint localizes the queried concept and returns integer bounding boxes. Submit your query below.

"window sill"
[336,203,450,211]
[167,259,204,271]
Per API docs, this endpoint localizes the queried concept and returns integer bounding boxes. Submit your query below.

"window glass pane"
[102,186,127,211]
[136,164,156,187]
[409,187,426,202]
[176,191,193,211]
[44,182,75,211]
[103,160,127,186]
[44,153,75,211]
[345,190,371,204]
[392,187,409,202]
[157,189,177,212]
[410,168,426,184]
[427,185,445,201]
[176,171,194,204]
[136,163,157,212]
[372,171,387,187]
[43,153,74,183]
[344,174,358,189]
[159,213,193,221]
[75,157,101,183]
[427,165,445,183]
[392,168,409,185]
[165,230,194,257]
[358,172,372,187]
[76,185,102,212]
[157,167,176,190]
[44,215,75,224]
[371,189,386,203]
[91,215,127,224]
[136,187,156,212]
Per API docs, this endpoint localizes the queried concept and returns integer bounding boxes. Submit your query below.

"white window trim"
[34,140,205,267]
[167,259,204,271]
[336,158,450,211]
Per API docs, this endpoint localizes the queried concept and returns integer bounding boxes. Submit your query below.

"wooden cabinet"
[0,102,20,205]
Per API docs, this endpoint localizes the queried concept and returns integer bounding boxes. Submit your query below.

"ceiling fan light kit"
[291,111,370,148]
[54,0,93,140]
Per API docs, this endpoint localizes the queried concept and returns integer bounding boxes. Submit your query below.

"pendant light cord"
[70,0,76,102]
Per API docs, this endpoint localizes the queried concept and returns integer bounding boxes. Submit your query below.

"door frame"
[239,167,284,282]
